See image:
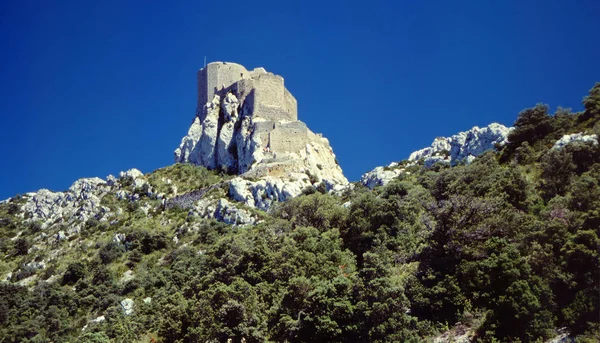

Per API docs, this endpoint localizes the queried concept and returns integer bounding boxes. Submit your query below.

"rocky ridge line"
[361,123,512,189]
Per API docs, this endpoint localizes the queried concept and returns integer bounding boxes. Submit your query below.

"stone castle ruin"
[197,63,297,123]
[175,62,347,187]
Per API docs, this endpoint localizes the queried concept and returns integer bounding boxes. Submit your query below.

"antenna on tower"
[204,56,206,68]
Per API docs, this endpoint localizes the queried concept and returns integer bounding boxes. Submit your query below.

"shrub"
[6,203,20,215]
[99,242,126,264]
[63,261,87,285]
[13,237,30,256]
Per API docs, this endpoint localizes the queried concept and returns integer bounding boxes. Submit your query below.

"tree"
[539,148,575,200]
[13,237,30,256]
[502,104,552,160]
[580,82,600,123]
[62,261,87,285]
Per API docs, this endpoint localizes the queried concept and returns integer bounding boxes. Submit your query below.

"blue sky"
[0,0,599,199]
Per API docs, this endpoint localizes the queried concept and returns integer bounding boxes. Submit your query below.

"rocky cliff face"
[360,123,512,189]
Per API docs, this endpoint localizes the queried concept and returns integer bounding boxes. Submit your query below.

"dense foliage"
[0,84,598,342]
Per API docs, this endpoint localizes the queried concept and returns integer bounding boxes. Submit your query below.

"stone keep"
[197,62,297,123]
[176,61,347,188]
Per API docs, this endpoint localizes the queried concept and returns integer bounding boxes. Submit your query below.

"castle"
[176,61,346,186]
[196,62,308,155]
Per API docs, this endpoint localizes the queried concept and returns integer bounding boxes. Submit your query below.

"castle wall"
[197,62,249,120]
[252,74,297,122]
[253,120,275,147]
[197,62,298,123]
[284,89,298,120]
[269,121,307,153]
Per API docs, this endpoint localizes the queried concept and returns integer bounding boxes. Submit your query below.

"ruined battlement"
[197,62,297,122]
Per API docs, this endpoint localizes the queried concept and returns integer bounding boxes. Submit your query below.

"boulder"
[120,298,134,316]
[553,133,598,150]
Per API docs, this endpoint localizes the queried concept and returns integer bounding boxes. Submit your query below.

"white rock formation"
[21,177,111,225]
[229,175,310,211]
[81,315,106,331]
[119,168,144,180]
[216,93,239,171]
[408,123,512,167]
[552,133,598,150]
[360,163,406,190]
[361,123,512,189]
[20,169,151,233]
[120,298,134,316]
[190,197,257,225]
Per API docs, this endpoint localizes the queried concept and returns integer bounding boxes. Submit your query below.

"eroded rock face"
[174,62,348,202]
[22,178,110,225]
[190,197,257,226]
[360,123,512,189]
[20,168,150,235]
[552,132,598,150]
[360,164,406,190]
[408,123,512,167]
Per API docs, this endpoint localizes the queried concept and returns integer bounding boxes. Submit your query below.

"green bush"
[63,261,87,285]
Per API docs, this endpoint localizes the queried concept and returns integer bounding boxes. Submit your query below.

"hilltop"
[0,63,598,342]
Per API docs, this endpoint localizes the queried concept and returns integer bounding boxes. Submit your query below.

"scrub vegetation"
[0,84,599,342]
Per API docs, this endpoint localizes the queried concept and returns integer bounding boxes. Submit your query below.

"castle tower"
[197,62,250,121]
[196,61,297,122]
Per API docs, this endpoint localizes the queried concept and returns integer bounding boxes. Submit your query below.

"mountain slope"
[0,84,598,343]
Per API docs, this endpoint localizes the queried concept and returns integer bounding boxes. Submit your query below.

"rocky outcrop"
[552,132,598,150]
[120,298,134,316]
[22,178,110,226]
[20,168,149,233]
[360,123,512,189]
[360,163,407,190]
[408,123,512,167]
[191,198,257,226]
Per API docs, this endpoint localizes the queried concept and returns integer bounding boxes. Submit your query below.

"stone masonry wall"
[252,73,297,122]
[269,121,308,152]
[197,62,249,121]
[197,62,297,123]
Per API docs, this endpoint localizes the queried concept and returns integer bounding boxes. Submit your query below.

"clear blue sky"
[1,0,599,199]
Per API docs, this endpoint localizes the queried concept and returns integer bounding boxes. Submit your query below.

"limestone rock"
[174,117,203,164]
[22,177,110,225]
[91,316,105,324]
[361,123,512,189]
[82,315,106,331]
[20,168,151,232]
[216,93,240,171]
[360,165,405,190]
[56,231,66,241]
[106,174,118,186]
[120,298,134,316]
[113,233,126,244]
[408,123,512,167]
[198,96,221,169]
[552,132,598,150]
[190,197,257,225]
[119,169,144,180]
[229,175,308,211]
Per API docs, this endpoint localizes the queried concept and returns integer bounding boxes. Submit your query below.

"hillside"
[0,83,599,342]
